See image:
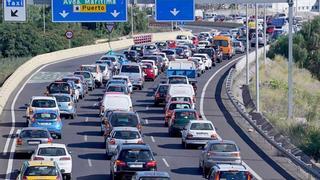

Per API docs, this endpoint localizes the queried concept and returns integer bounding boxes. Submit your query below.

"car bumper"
[58,162,72,174]
[205,159,242,167]
[185,138,212,145]
[59,109,75,115]
[15,145,38,153]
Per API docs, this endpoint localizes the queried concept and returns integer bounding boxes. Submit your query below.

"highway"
[0,26,294,180]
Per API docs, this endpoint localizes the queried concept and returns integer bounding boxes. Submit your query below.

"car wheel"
[184,142,189,149]
[64,173,71,180]
[70,114,74,119]
[154,102,159,107]
[58,134,62,139]
[203,166,209,178]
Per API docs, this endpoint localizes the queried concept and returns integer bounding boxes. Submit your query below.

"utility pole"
[43,4,46,34]
[131,2,134,37]
[263,4,267,65]
[255,3,260,112]
[246,4,249,85]
[288,0,294,119]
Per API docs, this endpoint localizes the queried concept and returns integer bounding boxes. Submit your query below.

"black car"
[110,144,157,180]
[46,81,73,97]
[130,45,144,56]
[154,84,169,106]
[124,50,139,62]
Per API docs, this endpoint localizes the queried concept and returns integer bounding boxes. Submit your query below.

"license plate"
[28,141,40,145]
[129,164,143,168]
[40,123,51,125]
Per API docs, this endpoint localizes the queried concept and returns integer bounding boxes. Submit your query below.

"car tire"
[57,134,62,139]
[64,173,71,180]
[70,114,75,119]
[203,166,209,178]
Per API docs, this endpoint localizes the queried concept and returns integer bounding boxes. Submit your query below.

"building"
[271,0,320,13]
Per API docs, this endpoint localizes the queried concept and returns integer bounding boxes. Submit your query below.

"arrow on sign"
[59,10,69,18]
[111,10,120,18]
[11,10,18,17]
[170,8,180,16]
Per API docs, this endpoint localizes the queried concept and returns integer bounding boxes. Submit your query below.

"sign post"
[4,0,27,22]
[65,30,74,49]
[52,0,127,22]
[155,0,195,22]
[105,23,115,51]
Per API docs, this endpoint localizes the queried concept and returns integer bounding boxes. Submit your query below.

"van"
[99,93,132,116]
[119,63,144,90]
[213,35,233,60]
[166,84,195,103]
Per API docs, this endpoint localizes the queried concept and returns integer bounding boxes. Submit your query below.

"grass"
[0,57,30,86]
[249,55,320,161]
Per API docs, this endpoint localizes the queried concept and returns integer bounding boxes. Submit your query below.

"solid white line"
[199,56,263,180]
[162,158,170,167]
[151,136,155,143]
[88,159,92,167]
[84,135,88,142]
[146,106,149,110]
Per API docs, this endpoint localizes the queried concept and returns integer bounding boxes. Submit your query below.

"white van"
[99,93,132,116]
[166,84,195,103]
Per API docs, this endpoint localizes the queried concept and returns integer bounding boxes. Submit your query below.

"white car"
[25,96,59,121]
[193,53,212,70]
[99,93,133,116]
[154,52,169,67]
[199,32,213,40]
[176,35,193,44]
[31,143,72,179]
[111,75,133,93]
[189,57,205,74]
[181,120,218,148]
[97,64,112,84]
[198,41,210,48]
[80,64,103,87]
[105,127,143,158]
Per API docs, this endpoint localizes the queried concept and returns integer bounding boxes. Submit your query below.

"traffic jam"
[14,13,293,178]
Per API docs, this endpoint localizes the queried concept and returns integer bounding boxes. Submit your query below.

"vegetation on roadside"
[0,5,151,86]
[250,56,320,161]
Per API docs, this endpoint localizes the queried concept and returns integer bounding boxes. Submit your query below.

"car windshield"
[74,72,90,78]
[210,143,238,152]
[214,40,228,47]
[234,42,241,47]
[20,130,49,138]
[219,171,247,180]
[169,103,190,110]
[38,147,66,156]
[110,113,138,127]
[31,100,56,108]
[48,83,70,94]
[175,111,196,119]
[175,48,183,54]
[177,35,187,40]
[54,95,70,102]
[169,77,188,84]
[121,65,140,73]
[80,66,96,72]
[190,123,213,130]
[34,113,57,120]
[24,166,58,176]
[112,131,140,140]
[107,86,126,93]
[131,46,143,51]
[101,56,116,61]
[99,65,106,71]
[163,50,174,55]
[119,149,153,162]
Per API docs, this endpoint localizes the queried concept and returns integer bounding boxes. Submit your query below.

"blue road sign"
[52,0,127,22]
[155,0,194,22]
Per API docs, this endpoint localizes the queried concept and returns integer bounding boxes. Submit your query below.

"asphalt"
[0,26,294,180]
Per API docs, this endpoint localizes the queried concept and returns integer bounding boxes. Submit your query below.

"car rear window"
[107,86,126,93]
[169,103,190,110]
[24,166,58,176]
[121,65,140,73]
[220,171,247,180]
[101,56,116,61]
[175,111,196,119]
[210,143,237,152]
[190,123,213,130]
[171,97,191,102]
[38,147,66,156]
[74,72,90,78]
[48,83,70,94]
[139,178,169,180]
[119,149,153,162]
[110,113,138,127]
[80,66,96,72]
[112,131,140,140]
[20,130,49,138]
[163,50,174,55]
[99,65,106,71]
[54,95,70,102]
[145,45,156,50]
[31,100,56,108]
[33,113,57,120]
[169,77,188,84]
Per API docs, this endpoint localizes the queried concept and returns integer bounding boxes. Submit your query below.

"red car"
[192,36,199,46]
[142,63,156,81]
[167,40,177,49]
[164,101,192,126]
[266,25,275,34]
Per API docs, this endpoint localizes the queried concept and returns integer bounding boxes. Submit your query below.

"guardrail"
[225,68,320,179]
[133,34,152,44]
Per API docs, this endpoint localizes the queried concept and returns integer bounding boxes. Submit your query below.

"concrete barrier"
[0,30,192,116]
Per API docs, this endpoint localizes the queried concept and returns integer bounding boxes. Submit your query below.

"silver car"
[233,41,245,54]
[119,63,144,90]
[15,127,53,154]
[105,127,143,158]
[74,71,95,91]
[62,76,85,99]
[199,140,242,178]
[51,93,76,119]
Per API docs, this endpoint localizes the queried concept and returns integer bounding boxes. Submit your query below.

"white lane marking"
[85,117,89,122]
[151,136,155,143]
[162,158,170,167]
[145,119,149,124]
[88,159,92,167]
[199,56,263,180]
[4,54,99,180]
[84,135,88,142]
[3,129,15,156]
[146,106,149,110]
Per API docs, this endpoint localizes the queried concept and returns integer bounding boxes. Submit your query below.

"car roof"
[113,75,129,79]
[74,70,91,74]
[208,139,237,145]
[27,160,55,167]
[213,163,247,171]
[121,62,140,66]
[112,127,139,132]
[169,101,191,104]
[37,143,66,148]
[31,96,56,100]
[189,120,212,124]
[104,93,130,98]
[135,171,170,177]
[120,143,150,150]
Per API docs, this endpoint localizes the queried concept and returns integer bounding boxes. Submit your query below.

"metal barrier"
[133,34,152,45]
[225,68,320,179]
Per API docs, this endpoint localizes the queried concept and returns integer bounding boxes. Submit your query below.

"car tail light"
[116,160,126,167]
[29,108,33,113]
[232,152,240,157]
[155,93,160,98]
[146,160,157,168]
[60,157,71,161]
[48,138,53,144]
[33,156,45,160]
[137,124,142,131]
[137,140,144,144]
[109,139,115,145]
[186,133,193,139]
[211,134,217,139]
[16,138,23,145]
[22,176,27,180]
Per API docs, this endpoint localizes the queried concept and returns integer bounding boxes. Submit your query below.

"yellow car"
[16,160,63,180]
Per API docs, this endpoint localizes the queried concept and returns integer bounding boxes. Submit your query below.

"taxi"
[16,160,63,180]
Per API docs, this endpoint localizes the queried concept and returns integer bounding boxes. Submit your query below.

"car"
[132,171,170,180]
[105,51,129,65]
[175,48,187,58]
[140,55,165,73]
[176,35,193,44]
[167,95,196,109]
[167,75,189,84]
[166,40,177,49]
[80,64,103,87]
[140,59,159,77]
[233,40,245,54]
[164,101,192,126]
[61,76,85,99]
[161,49,176,61]
[25,96,59,121]
[110,144,157,180]
[96,59,117,75]
[189,57,205,75]
[124,50,139,62]
[168,109,201,137]
[181,120,218,148]
[199,140,242,177]
[51,93,76,119]
[198,41,211,48]
[143,44,158,55]
[15,127,53,154]
[207,163,253,180]
[142,63,156,81]
[29,109,62,139]
[166,84,195,104]
[100,55,121,72]
[45,81,74,98]
[73,74,89,94]
[105,79,128,90]
[153,52,169,67]
[193,53,213,70]
[101,111,142,136]
[31,143,72,179]
[99,93,133,116]
[155,41,168,50]
[105,84,130,95]
[105,127,143,158]
[97,63,112,84]
[16,160,63,180]
[65,80,80,102]
[112,75,133,93]
[130,45,144,56]
[74,71,95,91]
[250,32,266,47]
[154,84,169,106]
[119,63,144,90]
[198,48,217,66]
